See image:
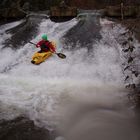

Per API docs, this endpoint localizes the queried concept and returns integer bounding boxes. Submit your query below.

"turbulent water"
[0,14,140,140]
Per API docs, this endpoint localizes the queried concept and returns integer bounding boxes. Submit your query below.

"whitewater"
[0,15,139,140]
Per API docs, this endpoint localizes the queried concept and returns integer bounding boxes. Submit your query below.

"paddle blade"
[56,53,66,59]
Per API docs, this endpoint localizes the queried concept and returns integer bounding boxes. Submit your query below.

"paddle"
[29,41,66,59]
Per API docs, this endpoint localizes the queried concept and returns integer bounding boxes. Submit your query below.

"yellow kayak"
[31,41,56,65]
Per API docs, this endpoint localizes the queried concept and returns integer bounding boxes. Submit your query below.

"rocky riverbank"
[119,18,140,108]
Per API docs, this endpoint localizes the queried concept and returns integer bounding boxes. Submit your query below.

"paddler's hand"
[36,44,40,48]
[50,49,56,53]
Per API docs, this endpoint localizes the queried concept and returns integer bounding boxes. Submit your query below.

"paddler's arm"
[49,43,56,53]
[36,40,43,48]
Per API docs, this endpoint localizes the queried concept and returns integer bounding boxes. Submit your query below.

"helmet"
[42,34,48,41]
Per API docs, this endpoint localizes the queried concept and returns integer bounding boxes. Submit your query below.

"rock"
[123,48,129,52]
[132,71,139,77]
[128,37,133,41]
[124,66,130,71]
[128,45,135,52]
[0,116,51,140]
[128,56,134,63]
[125,75,129,81]
[122,41,128,46]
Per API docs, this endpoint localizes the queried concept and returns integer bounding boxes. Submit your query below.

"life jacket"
[40,41,51,52]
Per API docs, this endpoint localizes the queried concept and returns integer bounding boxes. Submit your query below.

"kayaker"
[36,34,56,53]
